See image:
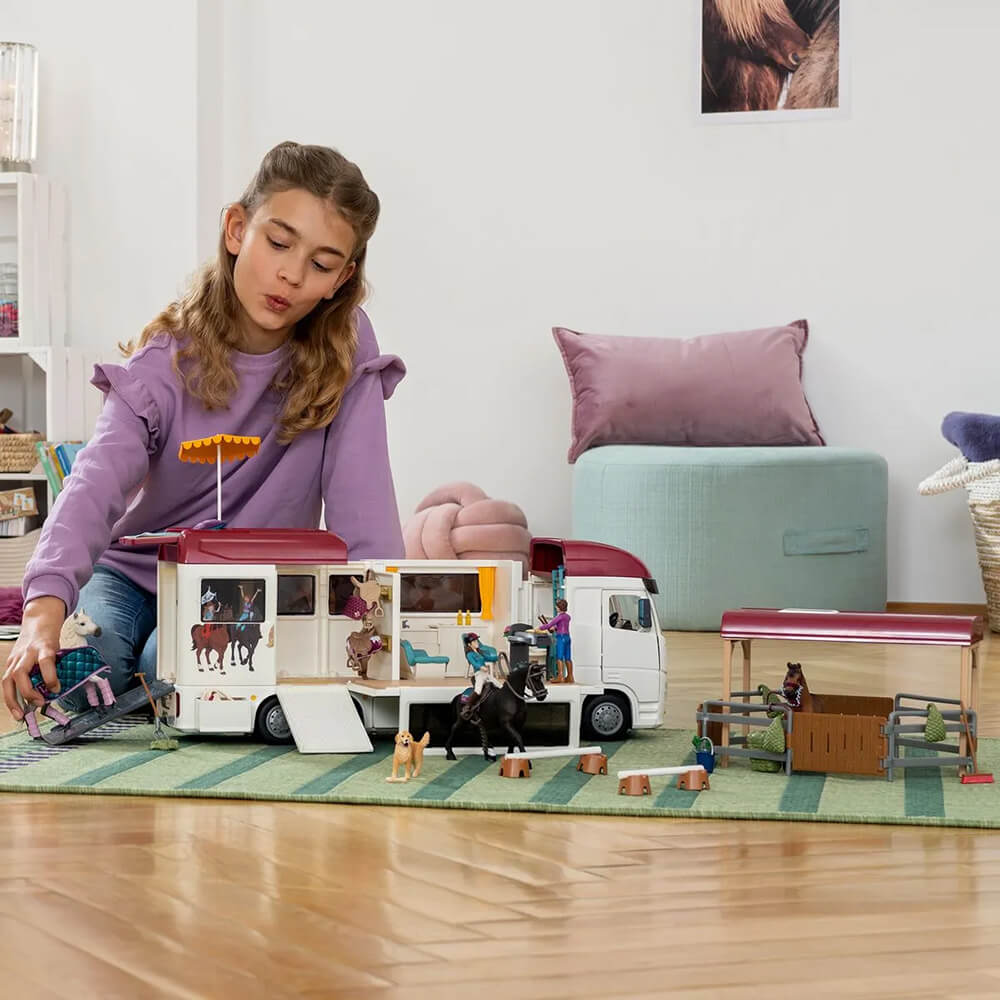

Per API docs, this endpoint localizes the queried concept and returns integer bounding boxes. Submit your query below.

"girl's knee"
[137,630,158,683]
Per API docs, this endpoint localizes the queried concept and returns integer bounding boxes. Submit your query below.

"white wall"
[12,0,1000,604]
[0,0,200,350]
[219,0,998,604]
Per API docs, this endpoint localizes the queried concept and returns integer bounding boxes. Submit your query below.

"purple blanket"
[0,586,22,625]
[942,411,1000,462]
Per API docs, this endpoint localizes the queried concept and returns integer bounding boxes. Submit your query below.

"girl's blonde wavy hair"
[122,141,380,443]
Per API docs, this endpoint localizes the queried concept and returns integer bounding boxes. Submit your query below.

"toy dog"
[386,729,430,782]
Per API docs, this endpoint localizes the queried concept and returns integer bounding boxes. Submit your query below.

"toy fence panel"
[787,695,892,777]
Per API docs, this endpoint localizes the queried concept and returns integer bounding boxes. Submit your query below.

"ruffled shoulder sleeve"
[347,307,406,399]
[90,364,161,451]
[89,336,175,454]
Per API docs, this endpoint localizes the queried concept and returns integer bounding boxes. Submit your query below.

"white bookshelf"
[0,173,67,349]
[0,173,104,579]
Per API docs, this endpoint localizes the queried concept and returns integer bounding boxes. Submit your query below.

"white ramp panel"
[278,683,373,754]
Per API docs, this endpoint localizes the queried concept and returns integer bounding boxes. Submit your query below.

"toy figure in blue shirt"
[460,631,503,721]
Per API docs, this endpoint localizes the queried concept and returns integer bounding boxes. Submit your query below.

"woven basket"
[919,456,1000,631]
[0,433,42,473]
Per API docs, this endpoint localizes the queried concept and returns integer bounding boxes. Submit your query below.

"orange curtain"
[477,566,495,620]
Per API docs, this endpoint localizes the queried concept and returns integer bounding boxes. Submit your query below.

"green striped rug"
[0,721,997,827]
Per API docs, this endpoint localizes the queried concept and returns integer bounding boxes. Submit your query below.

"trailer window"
[607,594,651,633]
[200,578,266,623]
[328,574,361,616]
[277,575,315,616]
[400,573,481,614]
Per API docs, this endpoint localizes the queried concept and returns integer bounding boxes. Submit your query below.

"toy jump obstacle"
[617,765,711,796]
[698,609,985,781]
[499,745,606,778]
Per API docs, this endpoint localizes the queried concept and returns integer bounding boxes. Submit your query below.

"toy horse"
[23,610,114,738]
[344,570,385,622]
[444,661,549,763]
[782,662,823,713]
[346,613,383,679]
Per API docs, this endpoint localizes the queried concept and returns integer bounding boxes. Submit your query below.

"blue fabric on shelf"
[942,411,1000,462]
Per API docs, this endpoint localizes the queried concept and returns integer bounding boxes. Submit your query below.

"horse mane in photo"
[713,0,802,46]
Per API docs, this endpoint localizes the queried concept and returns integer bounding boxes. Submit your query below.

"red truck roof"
[530,537,655,590]
[119,528,349,566]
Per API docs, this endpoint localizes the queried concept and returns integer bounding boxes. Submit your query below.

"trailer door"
[601,590,660,701]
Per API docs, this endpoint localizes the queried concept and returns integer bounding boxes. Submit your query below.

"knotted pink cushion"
[403,483,532,577]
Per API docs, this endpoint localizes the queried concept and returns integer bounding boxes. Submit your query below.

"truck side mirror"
[638,598,652,630]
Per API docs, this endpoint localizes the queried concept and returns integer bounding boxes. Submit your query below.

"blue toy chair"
[400,639,449,677]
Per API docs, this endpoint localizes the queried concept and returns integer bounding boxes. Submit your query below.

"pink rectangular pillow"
[553,320,825,462]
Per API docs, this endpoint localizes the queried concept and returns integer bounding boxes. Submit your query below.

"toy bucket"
[692,735,715,773]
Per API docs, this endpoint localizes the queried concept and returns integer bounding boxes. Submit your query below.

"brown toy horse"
[782,662,823,713]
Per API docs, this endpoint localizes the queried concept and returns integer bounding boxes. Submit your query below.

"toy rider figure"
[460,632,503,722]
[201,587,220,639]
[539,599,573,684]
[201,587,219,621]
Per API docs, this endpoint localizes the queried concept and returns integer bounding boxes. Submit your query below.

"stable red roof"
[119,528,349,566]
[530,537,653,581]
[720,608,984,646]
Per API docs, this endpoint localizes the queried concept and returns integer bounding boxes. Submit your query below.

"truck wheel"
[255,696,293,744]
[582,693,630,741]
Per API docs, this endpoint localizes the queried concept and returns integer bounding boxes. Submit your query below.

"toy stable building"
[127,528,667,754]
[697,607,985,781]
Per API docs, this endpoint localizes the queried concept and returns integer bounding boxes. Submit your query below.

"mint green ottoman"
[572,446,888,631]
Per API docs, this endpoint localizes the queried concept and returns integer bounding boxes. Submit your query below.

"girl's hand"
[2,596,65,721]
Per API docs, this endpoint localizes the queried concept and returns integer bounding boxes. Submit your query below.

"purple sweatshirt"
[23,309,405,612]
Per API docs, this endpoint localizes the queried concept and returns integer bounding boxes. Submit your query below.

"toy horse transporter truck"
[120,529,667,753]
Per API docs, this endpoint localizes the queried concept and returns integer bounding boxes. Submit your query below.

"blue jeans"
[64,565,157,708]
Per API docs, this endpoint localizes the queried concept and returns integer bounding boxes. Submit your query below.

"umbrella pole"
[216,442,222,521]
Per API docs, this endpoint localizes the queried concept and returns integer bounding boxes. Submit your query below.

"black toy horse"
[444,661,548,762]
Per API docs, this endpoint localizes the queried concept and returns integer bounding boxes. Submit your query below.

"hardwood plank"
[0,628,998,996]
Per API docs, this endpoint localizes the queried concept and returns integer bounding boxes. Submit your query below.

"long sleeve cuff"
[22,573,75,615]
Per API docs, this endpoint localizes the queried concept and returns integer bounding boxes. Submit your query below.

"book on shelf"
[0,515,39,537]
[34,440,86,497]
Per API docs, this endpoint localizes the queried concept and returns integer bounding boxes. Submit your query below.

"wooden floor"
[3,630,1000,998]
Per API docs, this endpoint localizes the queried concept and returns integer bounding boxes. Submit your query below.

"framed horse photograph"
[699,0,848,123]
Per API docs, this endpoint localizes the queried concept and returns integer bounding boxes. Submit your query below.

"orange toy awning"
[178,434,261,465]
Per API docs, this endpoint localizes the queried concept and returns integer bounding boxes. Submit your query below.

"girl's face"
[224,188,357,352]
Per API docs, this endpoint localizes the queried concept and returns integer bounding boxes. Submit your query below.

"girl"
[2,141,405,721]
